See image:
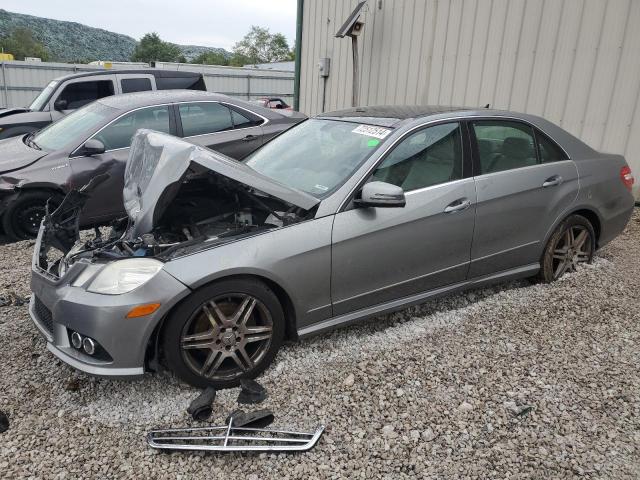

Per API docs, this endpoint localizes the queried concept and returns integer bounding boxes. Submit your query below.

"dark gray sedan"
[30,106,634,388]
[0,90,305,240]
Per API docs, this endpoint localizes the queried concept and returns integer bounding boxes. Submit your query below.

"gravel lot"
[0,210,638,479]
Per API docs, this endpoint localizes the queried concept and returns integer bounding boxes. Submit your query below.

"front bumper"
[29,229,191,377]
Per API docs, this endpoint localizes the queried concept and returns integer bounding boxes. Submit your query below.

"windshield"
[245,119,389,197]
[32,101,117,151]
[28,81,58,111]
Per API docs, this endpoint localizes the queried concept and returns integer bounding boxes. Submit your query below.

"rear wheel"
[2,191,60,241]
[162,278,285,389]
[539,214,595,282]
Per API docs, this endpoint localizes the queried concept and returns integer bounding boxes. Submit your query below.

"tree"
[228,52,252,67]
[287,41,296,61]
[232,26,292,64]
[131,33,183,63]
[0,27,49,61]
[191,51,228,66]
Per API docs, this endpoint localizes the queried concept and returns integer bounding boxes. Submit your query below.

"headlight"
[86,258,163,295]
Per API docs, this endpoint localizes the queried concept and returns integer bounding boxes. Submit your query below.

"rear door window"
[93,105,171,150]
[121,78,152,93]
[179,102,234,136]
[472,121,537,174]
[57,80,115,109]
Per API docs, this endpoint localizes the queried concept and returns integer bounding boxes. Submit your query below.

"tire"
[2,191,60,241]
[162,277,285,389]
[539,214,595,283]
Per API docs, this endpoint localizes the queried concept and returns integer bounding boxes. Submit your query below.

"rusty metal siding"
[299,0,640,198]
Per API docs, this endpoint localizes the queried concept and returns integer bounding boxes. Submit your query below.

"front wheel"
[539,214,595,283]
[162,278,285,389]
[2,191,60,241]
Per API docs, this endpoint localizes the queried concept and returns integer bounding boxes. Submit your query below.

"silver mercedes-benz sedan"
[29,106,635,388]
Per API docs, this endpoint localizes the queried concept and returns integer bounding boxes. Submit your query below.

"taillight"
[620,166,634,191]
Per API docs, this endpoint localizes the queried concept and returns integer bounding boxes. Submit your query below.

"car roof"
[318,104,573,128]
[318,105,478,127]
[96,90,234,110]
[319,104,598,158]
[52,69,201,83]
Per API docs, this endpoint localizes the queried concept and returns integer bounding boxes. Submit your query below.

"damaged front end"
[36,129,318,278]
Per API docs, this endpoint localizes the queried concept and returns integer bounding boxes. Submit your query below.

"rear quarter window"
[536,131,568,163]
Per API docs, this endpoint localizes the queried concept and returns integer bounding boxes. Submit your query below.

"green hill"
[0,9,230,63]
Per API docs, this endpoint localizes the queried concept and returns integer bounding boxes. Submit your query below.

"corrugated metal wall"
[299,0,640,198]
[0,60,294,108]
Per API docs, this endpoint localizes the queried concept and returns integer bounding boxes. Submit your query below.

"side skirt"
[297,263,539,339]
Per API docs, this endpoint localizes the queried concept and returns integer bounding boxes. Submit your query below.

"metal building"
[295,0,640,199]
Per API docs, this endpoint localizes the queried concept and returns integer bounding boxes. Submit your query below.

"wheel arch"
[570,208,601,247]
[543,205,603,251]
[16,183,67,195]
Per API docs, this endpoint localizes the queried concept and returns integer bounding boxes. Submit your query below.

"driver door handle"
[542,175,563,188]
[242,134,258,142]
[444,198,471,213]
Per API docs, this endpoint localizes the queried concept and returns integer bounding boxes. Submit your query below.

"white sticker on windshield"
[351,124,391,139]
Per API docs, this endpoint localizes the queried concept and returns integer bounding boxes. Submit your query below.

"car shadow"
[0,234,16,246]
[294,278,533,349]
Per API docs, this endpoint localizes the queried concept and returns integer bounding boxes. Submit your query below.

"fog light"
[70,331,83,349]
[82,337,96,355]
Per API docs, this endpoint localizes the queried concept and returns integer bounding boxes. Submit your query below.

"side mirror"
[53,98,68,111]
[354,181,406,208]
[79,139,106,156]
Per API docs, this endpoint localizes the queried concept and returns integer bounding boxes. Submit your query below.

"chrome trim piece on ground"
[147,417,325,452]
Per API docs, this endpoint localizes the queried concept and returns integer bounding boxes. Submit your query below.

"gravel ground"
[0,210,639,479]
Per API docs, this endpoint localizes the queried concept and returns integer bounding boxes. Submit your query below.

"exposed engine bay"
[36,130,318,278]
[38,171,312,277]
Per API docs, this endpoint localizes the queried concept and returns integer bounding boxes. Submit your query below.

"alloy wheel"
[551,224,592,279]
[180,294,273,382]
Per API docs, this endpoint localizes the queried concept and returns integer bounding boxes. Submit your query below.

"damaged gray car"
[29,106,635,388]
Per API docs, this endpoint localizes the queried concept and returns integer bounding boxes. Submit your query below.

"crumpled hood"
[0,135,47,173]
[123,130,319,237]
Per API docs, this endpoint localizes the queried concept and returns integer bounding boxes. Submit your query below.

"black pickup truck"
[0,69,206,139]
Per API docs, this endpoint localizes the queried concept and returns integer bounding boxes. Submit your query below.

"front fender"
[161,217,334,328]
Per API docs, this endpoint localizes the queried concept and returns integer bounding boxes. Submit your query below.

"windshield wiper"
[25,132,41,150]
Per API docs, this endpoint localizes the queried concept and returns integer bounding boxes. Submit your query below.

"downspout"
[293,0,304,111]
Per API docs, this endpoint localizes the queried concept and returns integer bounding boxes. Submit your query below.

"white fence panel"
[0,60,294,108]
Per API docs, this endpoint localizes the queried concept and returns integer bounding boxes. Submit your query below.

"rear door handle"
[444,198,471,213]
[242,134,258,142]
[542,175,563,188]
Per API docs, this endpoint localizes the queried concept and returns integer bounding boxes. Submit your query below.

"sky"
[1,0,298,50]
